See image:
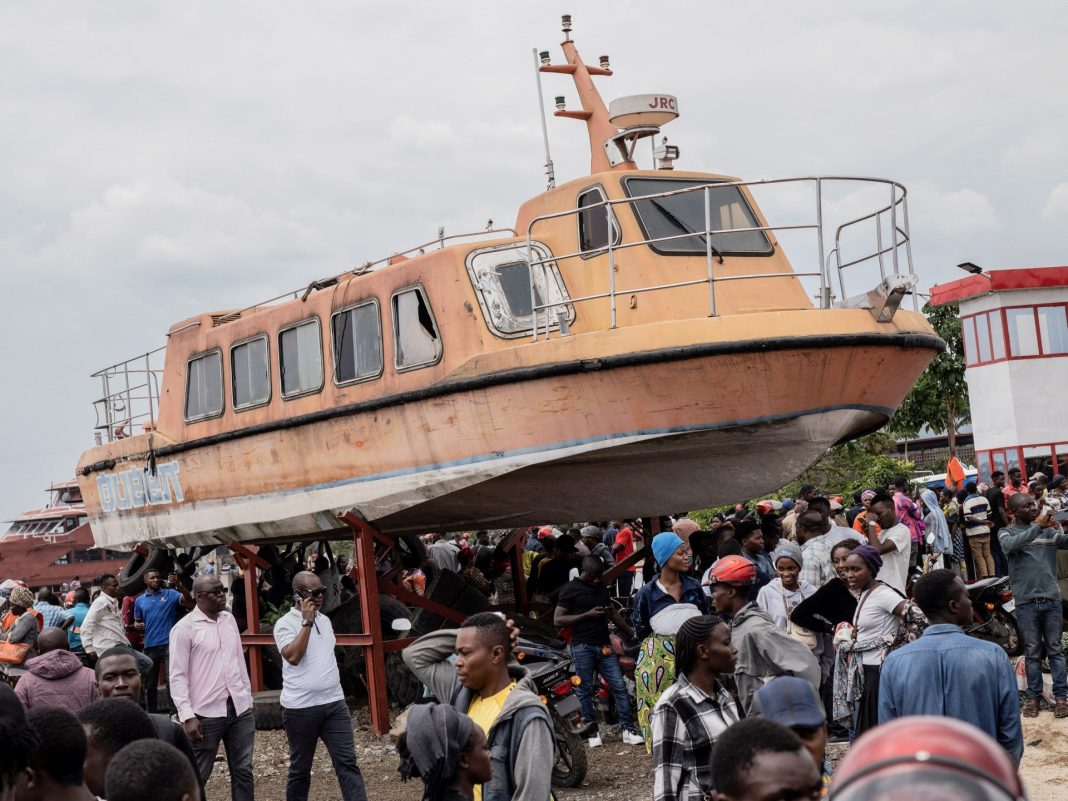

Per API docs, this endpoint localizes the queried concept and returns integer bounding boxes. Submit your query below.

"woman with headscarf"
[756,542,816,633]
[397,702,492,801]
[832,544,907,737]
[632,532,710,751]
[0,587,39,666]
[920,488,954,572]
[651,615,739,801]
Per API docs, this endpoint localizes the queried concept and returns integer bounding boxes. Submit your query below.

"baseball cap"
[750,676,826,729]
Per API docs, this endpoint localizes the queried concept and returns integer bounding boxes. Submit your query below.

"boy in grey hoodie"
[402,612,554,801]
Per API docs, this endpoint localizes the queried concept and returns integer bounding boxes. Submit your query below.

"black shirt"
[986,487,1009,527]
[556,578,612,645]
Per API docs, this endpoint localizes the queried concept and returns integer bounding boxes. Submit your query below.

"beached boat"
[1,479,129,585]
[76,17,942,550]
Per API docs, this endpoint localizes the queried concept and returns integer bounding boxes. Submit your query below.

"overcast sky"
[2,2,1066,522]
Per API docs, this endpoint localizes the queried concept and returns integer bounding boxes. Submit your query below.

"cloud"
[907,183,1000,236]
[1041,183,1068,222]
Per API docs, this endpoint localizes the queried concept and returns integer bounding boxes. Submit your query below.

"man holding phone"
[274,571,367,801]
[555,556,645,747]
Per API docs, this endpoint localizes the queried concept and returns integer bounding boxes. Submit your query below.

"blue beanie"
[652,532,685,566]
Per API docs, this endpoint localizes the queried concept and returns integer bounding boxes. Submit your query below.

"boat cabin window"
[332,301,383,384]
[392,287,442,370]
[231,336,270,410]
[577,187,620,255]
[185,351,224,422]
[622,177,773,256]
[279,319,324,398]
[465,243,574,338]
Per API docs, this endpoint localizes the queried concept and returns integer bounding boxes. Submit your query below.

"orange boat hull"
[77,312,940,548]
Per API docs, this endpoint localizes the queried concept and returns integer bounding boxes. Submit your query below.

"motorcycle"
[593,630,639,726]
[966,576,1023,656]
[515,637,590,788]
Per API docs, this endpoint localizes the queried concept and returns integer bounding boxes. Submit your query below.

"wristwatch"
[301,619,314,628]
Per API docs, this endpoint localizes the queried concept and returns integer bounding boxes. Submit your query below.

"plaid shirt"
[652,673,739,801]
[800,535,835,588]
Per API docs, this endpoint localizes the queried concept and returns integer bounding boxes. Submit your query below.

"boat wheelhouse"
[76,18,942,550]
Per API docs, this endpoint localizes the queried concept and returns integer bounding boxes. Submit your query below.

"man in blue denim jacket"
[999,492,1068,719]
[878,569,1023,764]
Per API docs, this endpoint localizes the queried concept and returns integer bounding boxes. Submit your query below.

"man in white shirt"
[80,573,152,673]
[427,534,460,572]
[861,493,912,595]
[274,571,366,801]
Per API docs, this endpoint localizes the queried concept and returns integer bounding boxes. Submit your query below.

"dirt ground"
[203,706,1066,800]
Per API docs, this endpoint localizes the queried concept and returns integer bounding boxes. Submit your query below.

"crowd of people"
[0,470,1065,800]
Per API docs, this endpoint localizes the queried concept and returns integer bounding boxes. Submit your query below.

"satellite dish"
[608,94,679,129]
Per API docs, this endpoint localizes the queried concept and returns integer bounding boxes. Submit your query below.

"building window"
[185,352,223,421]
[974,313,992,364]
[1006,307,1040,357]
[279,320,324,398]
[231,337,270,410]
[988,310,1006,360]
[1037,305,1068,354]
[577,187,619,255]
[1023,446,1055,480]
[332,301,383,384]
[1056,444,1068,478]
[962,316,978,366]
[392,287,442,370]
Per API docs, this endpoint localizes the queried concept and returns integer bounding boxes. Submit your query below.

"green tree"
[890,301,969,455]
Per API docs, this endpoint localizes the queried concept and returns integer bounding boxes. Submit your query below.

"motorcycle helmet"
[703,555,756,586]
[830,716,1026,801]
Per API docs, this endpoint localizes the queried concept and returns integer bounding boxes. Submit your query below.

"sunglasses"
[297,588,328,599]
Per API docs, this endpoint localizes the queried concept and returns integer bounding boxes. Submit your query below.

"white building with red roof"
[930,265,1068,483]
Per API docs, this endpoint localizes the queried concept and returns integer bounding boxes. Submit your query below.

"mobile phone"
[292,591,306,606]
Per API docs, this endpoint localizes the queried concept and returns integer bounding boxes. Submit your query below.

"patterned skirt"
[634,633,676,753]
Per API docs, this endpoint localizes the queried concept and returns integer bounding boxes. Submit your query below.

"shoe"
[1055,699,1068,719]
[622,730,645,746]
[587,735,603,748]
[1023,699,1040,718]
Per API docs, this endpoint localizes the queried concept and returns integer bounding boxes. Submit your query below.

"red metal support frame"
[341,511,391,735]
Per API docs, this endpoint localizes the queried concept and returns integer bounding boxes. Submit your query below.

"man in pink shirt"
[169,575,255,801]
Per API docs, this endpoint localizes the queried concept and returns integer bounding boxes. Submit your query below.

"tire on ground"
[118,545,174,596]
[252,690,284,730]
[329,593,422,708]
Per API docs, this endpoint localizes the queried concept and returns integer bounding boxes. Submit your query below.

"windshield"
[622,177,773,256]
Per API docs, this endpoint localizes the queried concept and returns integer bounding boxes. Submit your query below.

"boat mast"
[539,15,633,175]
[532,48,556,189]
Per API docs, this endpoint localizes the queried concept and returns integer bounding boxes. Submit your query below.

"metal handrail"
[235,227,520,317]
[91,349,165,443]
[523,175,916,339]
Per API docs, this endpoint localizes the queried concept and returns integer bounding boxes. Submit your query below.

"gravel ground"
[204,703,1060,800]
[204,708,655,801]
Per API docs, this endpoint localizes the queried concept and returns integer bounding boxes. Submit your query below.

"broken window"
[577,186,619,254]
[466,243,573,337]
[392,287,441,369]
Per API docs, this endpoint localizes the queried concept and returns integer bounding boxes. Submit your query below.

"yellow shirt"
[467,681,517,801]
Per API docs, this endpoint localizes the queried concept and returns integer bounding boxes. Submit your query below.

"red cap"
[830,716,1025,801]
[538,526,554,540]
[704,555,757,585]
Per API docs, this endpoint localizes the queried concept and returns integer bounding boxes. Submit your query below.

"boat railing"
[90,347,166,444]
[234,226,519,317]
[523,176,916,340]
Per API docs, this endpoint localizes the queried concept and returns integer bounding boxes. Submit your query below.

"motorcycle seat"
[967,576,1008,592]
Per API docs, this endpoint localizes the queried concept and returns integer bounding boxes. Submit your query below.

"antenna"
[533,47,556,189]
